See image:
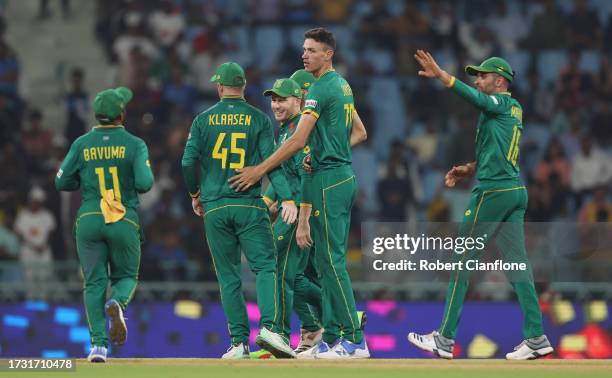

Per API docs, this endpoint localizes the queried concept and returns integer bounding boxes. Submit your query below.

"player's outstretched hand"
[302,154,312,173]
[296,218,313,249]
[414,49,443,79]
[444,164,473,188]
[229,166,265,191]
[281,201,298,224]
[192,197,204,216]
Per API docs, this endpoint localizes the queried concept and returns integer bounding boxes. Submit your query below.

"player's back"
[303,70,353,171]
[191,97,275,202]
[67,125,150,211]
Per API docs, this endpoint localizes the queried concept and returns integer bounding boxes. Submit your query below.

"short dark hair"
[304,27,336,50]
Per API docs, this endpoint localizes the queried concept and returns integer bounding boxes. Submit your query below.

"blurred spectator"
[590,97,612,146]
[113,13,159,64]
[525,181,555,221]
[567,0,602,50]
[570,136,612,206]
[144,231,190,281]
[578,188,612,223]
[405,117,441,168]
[534,138,571,217]
[21,110,53,175]
[358,0,395,49]
[558,50,594,109]
[0,212,18,260]
[486,0,527,53]
[0,39,19,96]
[314,0,353,23]
[429,1,458,51]
[14,187,55,298]
[458,23,495,62]
[377,140,413,221]
[38,0,71,20]
[522,0,568,50]
[148,0,185,49]
[64,67,88,144]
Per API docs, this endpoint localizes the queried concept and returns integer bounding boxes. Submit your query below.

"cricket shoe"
[407,330,454,359]
[255,328,296,359]
[222,342,250,359]
[297,340,334,359]
[87,346,107,363]
[249,348,275,359]
[316,338,370,359]
[105,299,127,345]
[294,328,324,354]
[506,335,554,360]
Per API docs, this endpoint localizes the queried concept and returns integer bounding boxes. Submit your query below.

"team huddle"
[56,27,553,362]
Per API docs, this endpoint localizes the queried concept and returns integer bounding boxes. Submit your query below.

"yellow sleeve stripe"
[283,200,295,205]
[262,196,274,206]
[303,109,320,119]
[300,203,312,208]
[447,76,456,88]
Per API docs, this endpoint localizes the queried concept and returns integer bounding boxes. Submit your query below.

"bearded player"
[407,50,553,360]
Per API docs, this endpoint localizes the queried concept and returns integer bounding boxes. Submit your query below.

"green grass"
[3,359,611,378]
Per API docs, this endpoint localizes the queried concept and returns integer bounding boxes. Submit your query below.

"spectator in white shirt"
[570,136,612,207]
[14,187,56,299]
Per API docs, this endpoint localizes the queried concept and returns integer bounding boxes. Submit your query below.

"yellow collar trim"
[94,124,125,129]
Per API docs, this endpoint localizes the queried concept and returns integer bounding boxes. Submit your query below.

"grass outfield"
[4,359,611,378]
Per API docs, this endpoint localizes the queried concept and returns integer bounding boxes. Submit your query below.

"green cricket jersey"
[181,96,293,202]
[55,125,154,210]
[262,113,309,205]
[302,69,354,171]
[449,77,524,181]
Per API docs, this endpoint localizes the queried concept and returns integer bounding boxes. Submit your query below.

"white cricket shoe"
[221,342,250,359]
[105,299,127,345]
[294,328,324,354]
[255,328,296,359]
[407,330,454,359]
[87,345,107,363]
[296,341,325,359]
[506,335,554,360]
[315,338,370,359]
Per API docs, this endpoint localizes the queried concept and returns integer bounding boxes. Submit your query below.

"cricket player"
[257,77,324,352]
[181,62,298,359]
[55,87,154,363]
[407,50,553,360]
[229,28,369,359]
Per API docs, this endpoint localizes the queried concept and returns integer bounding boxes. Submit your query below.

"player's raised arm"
[228,112,317,192]
[55,140,81,191]
[414,50,512,114]
[133,139,154,193]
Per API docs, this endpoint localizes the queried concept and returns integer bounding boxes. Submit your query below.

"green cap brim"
[465,65,494,76]
[263,88,291,97]
[465,65,513,82]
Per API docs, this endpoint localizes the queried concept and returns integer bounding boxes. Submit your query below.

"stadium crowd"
[0,0,611,291]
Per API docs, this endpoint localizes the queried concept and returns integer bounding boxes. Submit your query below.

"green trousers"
[307,165,363,344]
[293,247,323,332]
[203,197,279,345]
[275,216,322,341]
[75,209,141,348]
[439,179,544,340]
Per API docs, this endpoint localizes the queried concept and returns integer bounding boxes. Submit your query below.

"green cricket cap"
[290,69,316,90]
[465,57,514,82]
[210,62,246,86]
[93,87,133,121]
[263,78,302,98]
